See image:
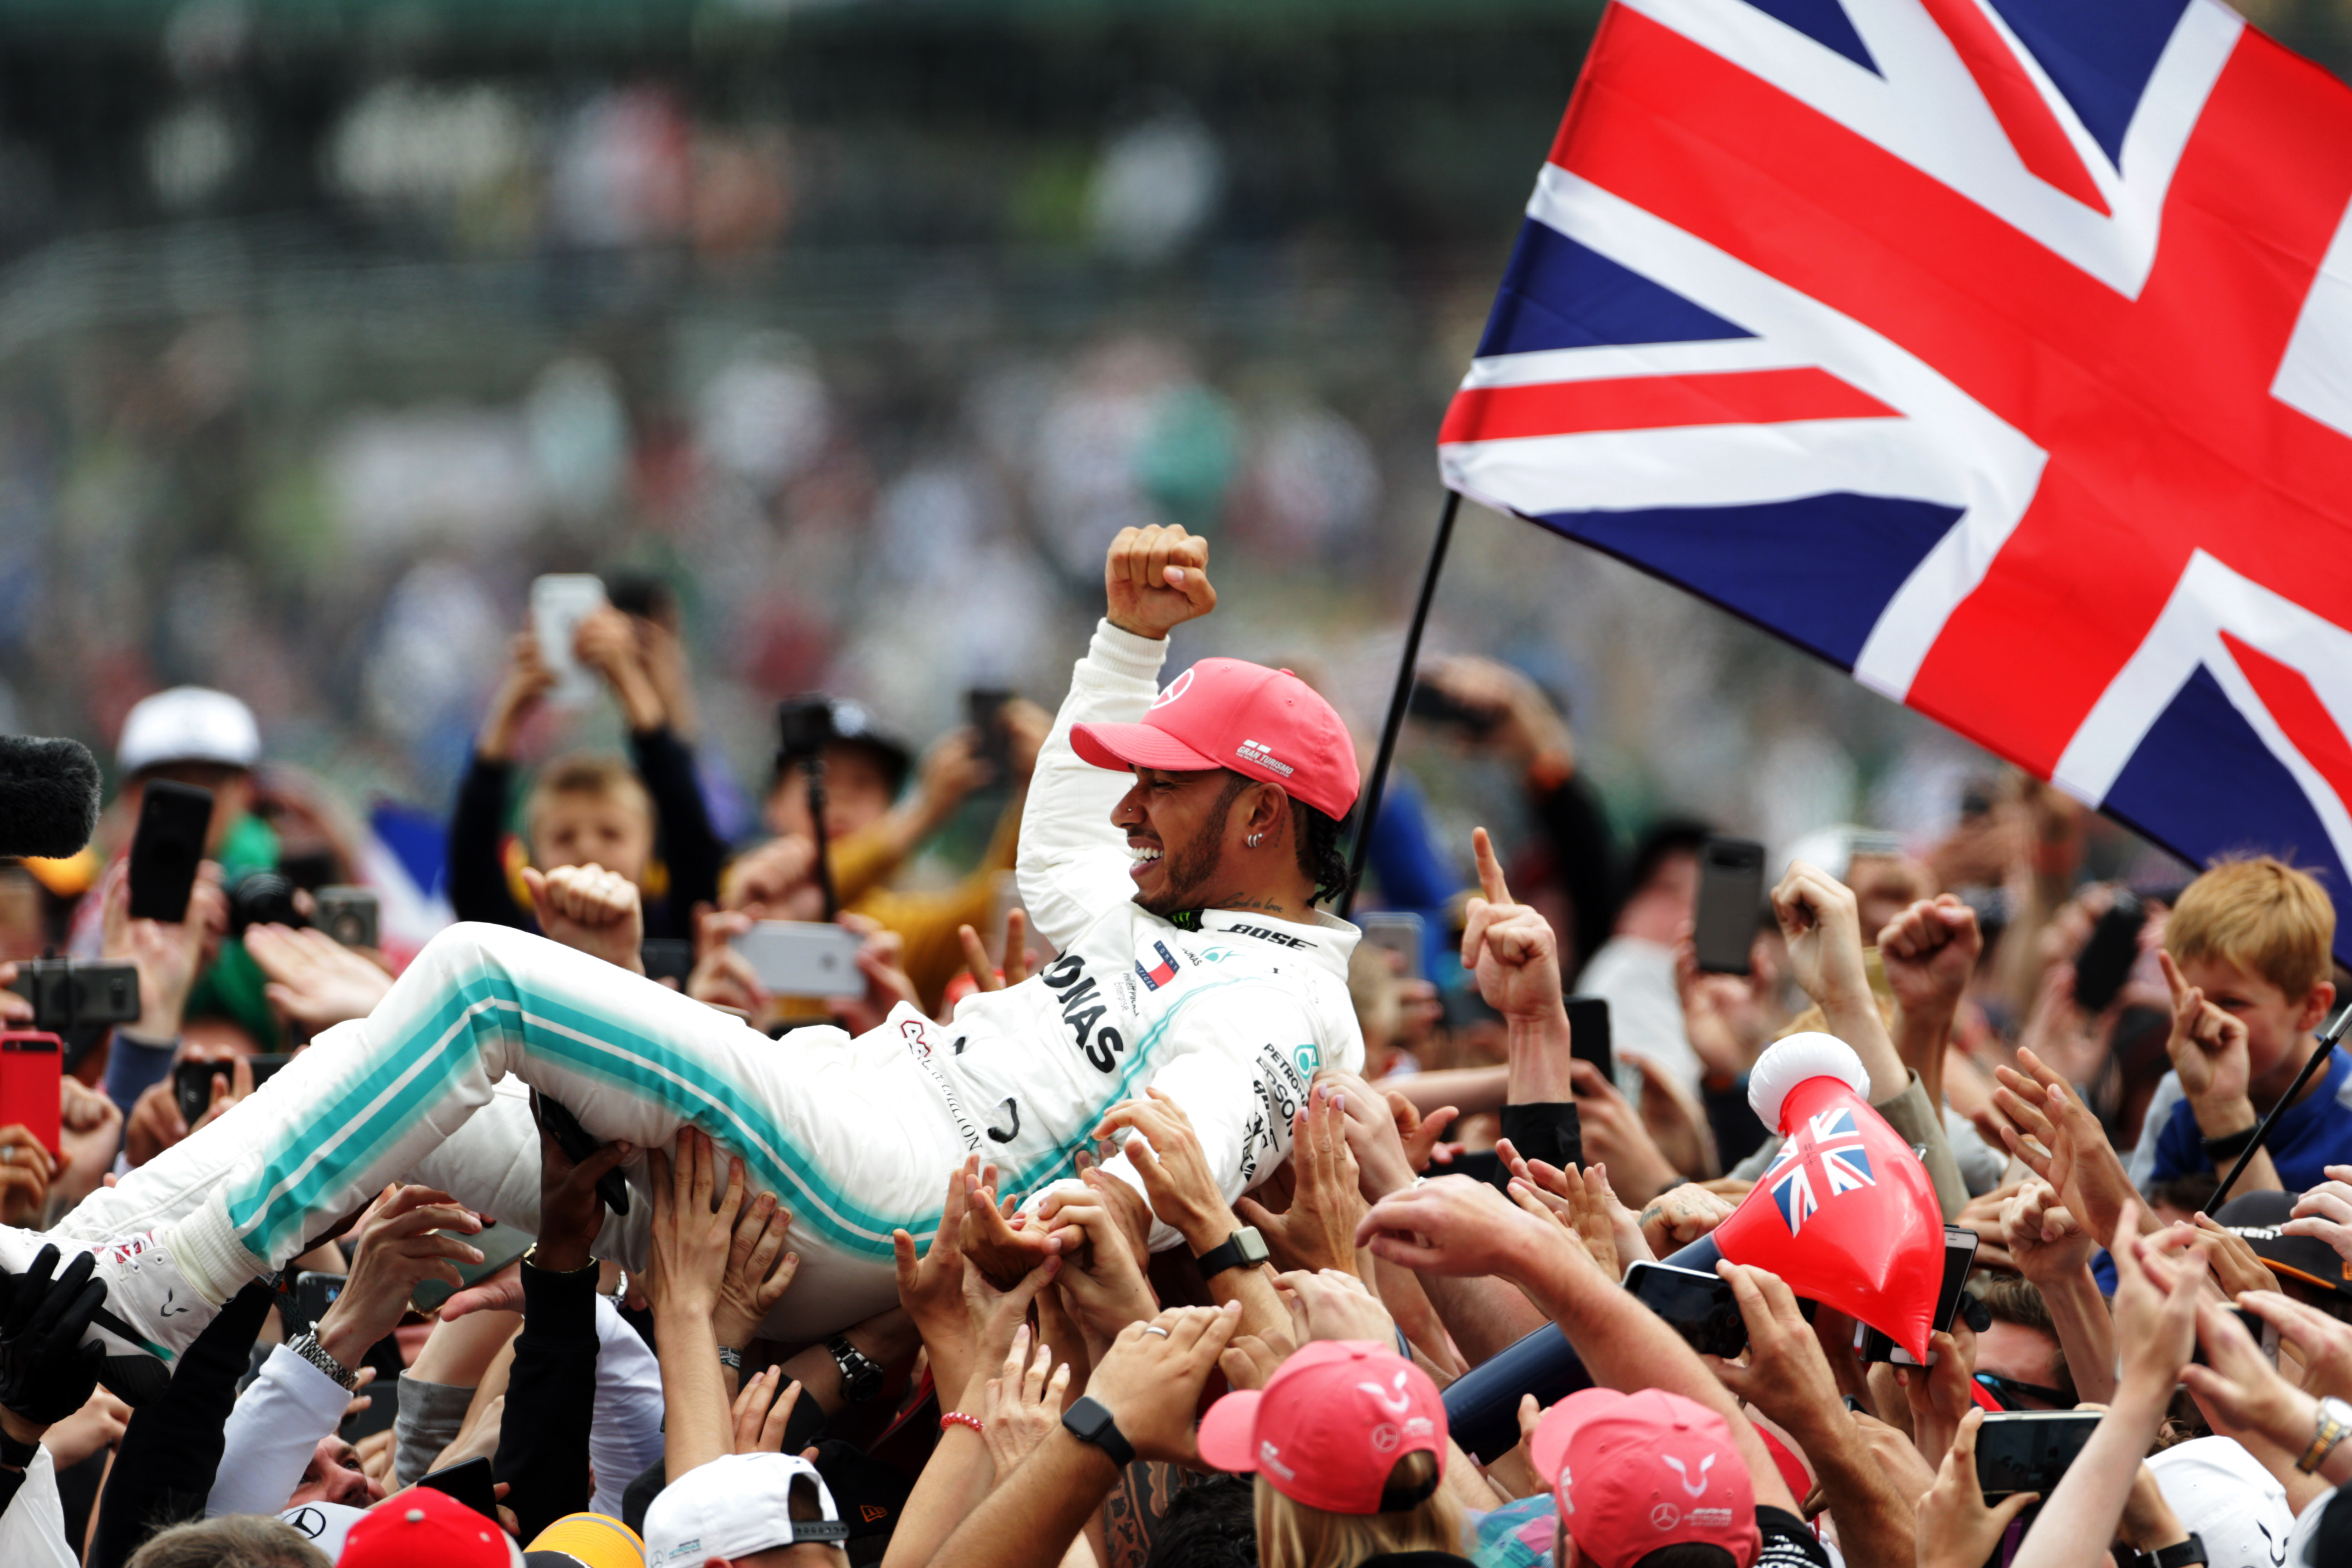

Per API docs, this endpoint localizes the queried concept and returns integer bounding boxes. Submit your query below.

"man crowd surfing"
[2,524,2350,1568]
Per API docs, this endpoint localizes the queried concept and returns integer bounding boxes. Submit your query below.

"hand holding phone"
[1973,1410,2100,1498]
[531,574,608,710]
[128,781,213,923]
[730,921,866,1000]
[0,1035,62,1158]
[1624,1260,1749,1358]
[1694,837,1766,975]
[417,1456,500,1520]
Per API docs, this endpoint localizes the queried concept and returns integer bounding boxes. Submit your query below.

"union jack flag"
[1763,1107,1877,1235]
[1444,0,2352,958]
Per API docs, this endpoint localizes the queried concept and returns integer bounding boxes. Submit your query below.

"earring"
[1246,833,1263,848]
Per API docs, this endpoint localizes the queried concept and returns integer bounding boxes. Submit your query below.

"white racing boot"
[0,1225,218,1406]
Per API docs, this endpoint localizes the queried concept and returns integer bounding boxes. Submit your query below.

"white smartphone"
[1357,911,1425,981]
[731,921,867,1000]
[531,574,607,710]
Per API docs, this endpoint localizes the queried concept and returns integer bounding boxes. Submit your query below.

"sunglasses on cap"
[1974,1371,2068,1410]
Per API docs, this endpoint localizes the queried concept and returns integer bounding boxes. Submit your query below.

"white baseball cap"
[117,686,260,775]
[2148,1436,2294,1568]
[276,1499,367,1559]
[642,1454,848,1565]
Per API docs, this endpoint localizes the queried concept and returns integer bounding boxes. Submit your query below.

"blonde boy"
[2126,857,2344,1194]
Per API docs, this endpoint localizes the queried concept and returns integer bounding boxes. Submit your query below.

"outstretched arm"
[1018,526,1213,951]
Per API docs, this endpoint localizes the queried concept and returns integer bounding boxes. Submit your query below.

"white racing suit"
[58,619,1365,1338]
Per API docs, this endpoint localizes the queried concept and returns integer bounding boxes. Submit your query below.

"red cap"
[1529,1389,1761,1568]
[337,1487,522,1568]
[1195,1341,1446,1514]
[1071,657,1360,822]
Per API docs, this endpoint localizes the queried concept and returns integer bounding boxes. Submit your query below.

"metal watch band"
[1192,1225,1268,1278]
[287,1330,360,1392]
[826,1333,885,1403]
[1062,1395,1137,1468]
[2298,1396,2352,1473]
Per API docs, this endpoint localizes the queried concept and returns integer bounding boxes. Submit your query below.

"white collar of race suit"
[1165,906,1359,979]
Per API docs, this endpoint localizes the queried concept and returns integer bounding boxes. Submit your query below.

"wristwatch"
[2124,1534,2208,1568]
[826,1333,887,1405]
[1062,1395,1137,1467]
[1192,1225,1269,1279]
[2297,1396,2352,1474]
[286,1330,360,1392]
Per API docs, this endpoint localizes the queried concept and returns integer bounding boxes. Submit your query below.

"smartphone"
[7,960,140,1033]
[531,573,608,710]
[2192,1303,2280,1368]
[1357,912,1426,982]
[0,1034,62,1157]
[1974,1411,2102,1498]
[418,1455,500,1520]
[1862,1226,1980,1364]
[532,1091,631,1217]
[1693,836,1766,975]
[1406,677,1502,737]
[1565,995,1613,1083]
[2070,892,2144,1014]
[313,886,380,950]
[604,572,673,623]
[1624,1260,1749,1358]
[173,1053,293,1126]
[967,687,1013,782]
[128,780,214,922]
[732,920,867,1000]
[407,1219,539,1313]
[640,938,694,988]
[290,1270,344,1338]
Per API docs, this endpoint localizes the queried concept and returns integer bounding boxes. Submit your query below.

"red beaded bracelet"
[941,1411,985,1436]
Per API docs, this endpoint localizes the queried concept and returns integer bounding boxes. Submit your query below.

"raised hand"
[1033,1185,1158,1355]
[959,1171,1059,1289]
[1773,861,1872,1012]
[713,1189,800,1354]
[2157,950,2254,1127]
[1460,826,1567,1023]
[1355,1173,1573,1284]
[1877,896,1983,1019]
[982,1327,1073,1477]
[525,862,646,975]
[1085,1303,1244,1463]
[645,1127,746,1323]
[686,905,767,1014]
[1495,1139,1624,1279]
[1236,1085,1367,1277]
[1915,1408,2039,1568]
[1999,1180,2094,1287]
[893,1157,981,1367]
[1708,1263,1845,1449]
[729,1365,804,1455]
[0,1246,108,1432]
[1636,1182,1735,1259]
[479,631,558,762]
[1274,1267,1396,1346]
[1103,524,1216,641]
[248,923,394,1030]
[0,1126,54,1226]
[2286,1164,2352,1266]
[957,908,1033,995]
[1092,1088,1233,1254]
[314,1186,485,1371]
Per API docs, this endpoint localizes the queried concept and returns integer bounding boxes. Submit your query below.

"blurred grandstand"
[1,0,2293,886]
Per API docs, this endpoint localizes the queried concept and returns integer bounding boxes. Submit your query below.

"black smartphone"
[7,960,140,1033]
[1406,677,1502,737]
[173,1053,292,1125]
[1564,995,1613,1083]
[127,781,213,922]
[640,939,694,987]
[533,1092,630,1216]
[418,1455,500,1520]
[1357,912,1425,983]
[1974,1411,2101,1498]
[2070,892,2144,1014]
[967,688,1014,781]
[1694,836,1767,975]
[313,887,380,950]
[1862,1226,1979,1363]
[290,1270,344,1338]
[1624,1260,1749,1358]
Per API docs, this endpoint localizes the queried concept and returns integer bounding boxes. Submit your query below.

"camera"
[6,960,140,1033]
[226,871,305,937]
[776,696,838,763]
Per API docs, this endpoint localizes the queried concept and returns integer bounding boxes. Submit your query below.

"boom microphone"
[0,735,103,859]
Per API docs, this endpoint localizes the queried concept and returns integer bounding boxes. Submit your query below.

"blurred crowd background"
[8,0,2342,902]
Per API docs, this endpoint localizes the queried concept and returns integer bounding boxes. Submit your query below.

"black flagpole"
[1338,488,1464,919]
[2206,1000,2352,1212]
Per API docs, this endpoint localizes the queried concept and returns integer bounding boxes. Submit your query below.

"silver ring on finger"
[1144,1325,1171,1338]
[0,1146,14,1164]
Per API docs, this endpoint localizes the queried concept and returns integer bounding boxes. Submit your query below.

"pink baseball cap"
[1070,657,1360,822]
[1195,1341,1446,1515]
[1530,1389,1761,1568]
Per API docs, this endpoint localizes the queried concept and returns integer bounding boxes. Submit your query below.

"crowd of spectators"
[2,522,2351,1568]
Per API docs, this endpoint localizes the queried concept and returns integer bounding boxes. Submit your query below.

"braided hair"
[1293,798,1356,908]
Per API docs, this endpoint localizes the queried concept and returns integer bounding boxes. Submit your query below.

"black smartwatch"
[825,1333,886,1405]
[1062,1395,1137,1467]
[2133,1534,2206,1568]
[1193,1225,1269,1279]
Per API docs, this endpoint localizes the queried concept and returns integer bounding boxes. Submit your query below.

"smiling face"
[1114,767,1251,916]
[286,1435,382,1509]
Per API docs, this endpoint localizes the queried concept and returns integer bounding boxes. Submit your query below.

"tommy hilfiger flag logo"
[1763,1107,1876,1237]
[1136,941,1181,991]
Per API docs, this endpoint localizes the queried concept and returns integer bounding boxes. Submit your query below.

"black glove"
[0,1245,108,1426]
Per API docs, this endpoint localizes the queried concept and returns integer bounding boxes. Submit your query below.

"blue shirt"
[2125,1046,2352,1194]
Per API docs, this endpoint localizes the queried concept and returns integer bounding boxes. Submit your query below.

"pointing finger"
[1472,827,1512,906]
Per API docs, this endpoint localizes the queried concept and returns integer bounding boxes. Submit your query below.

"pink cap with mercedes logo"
[1070,657,1360,821]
